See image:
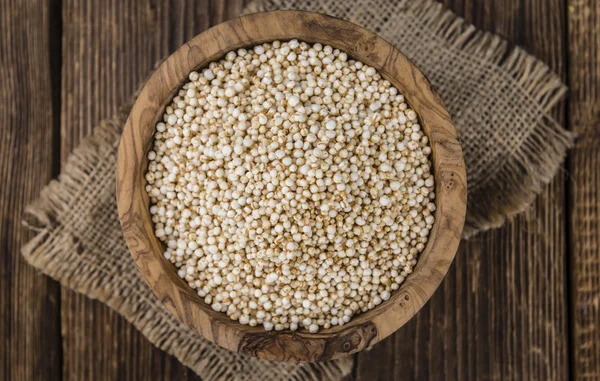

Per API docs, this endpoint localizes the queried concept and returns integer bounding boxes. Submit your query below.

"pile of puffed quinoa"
[145,40,436,333]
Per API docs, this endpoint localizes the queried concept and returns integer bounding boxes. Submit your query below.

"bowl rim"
[116,9,466,363]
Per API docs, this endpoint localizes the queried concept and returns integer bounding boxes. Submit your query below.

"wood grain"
[60,1,198,380]
[354,0,570,379]
[0,0,62,380]
[59,1,251,379]
[116,10,466,362]
[58,1,250,379]
[567,1,600,379]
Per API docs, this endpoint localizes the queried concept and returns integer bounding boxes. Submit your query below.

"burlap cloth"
[21,0,574,379]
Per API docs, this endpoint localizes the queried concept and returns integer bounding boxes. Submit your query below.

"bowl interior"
[116,10,466,362]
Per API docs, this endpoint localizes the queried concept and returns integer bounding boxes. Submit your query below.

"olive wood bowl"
[116,10,467,363]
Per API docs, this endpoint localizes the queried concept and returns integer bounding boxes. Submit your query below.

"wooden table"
[1,0,598,379]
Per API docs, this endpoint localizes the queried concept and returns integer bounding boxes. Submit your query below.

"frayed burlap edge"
[244,0,574,238]
[401,0,574,237]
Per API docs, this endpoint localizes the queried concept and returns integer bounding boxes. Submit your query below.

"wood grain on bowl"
[116,10,467,362]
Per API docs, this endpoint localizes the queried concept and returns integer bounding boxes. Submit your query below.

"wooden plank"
[353,0,570,379]
[60,0,200,379]
[59,0,248,379]
[0,0,62,380]
[567,1,600,379]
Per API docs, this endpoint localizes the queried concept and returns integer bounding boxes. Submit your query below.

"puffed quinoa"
[146,40,436,333]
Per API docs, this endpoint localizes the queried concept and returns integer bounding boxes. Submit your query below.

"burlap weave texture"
[22,0,573,380]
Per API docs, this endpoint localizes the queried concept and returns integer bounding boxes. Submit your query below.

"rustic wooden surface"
[567,1,600,380]
[0,1,62,380]
[1,0,598,379]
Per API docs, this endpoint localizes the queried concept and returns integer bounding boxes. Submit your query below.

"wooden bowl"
[116,10,466,363]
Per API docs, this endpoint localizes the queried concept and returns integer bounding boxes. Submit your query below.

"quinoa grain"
[146,40,435,332]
